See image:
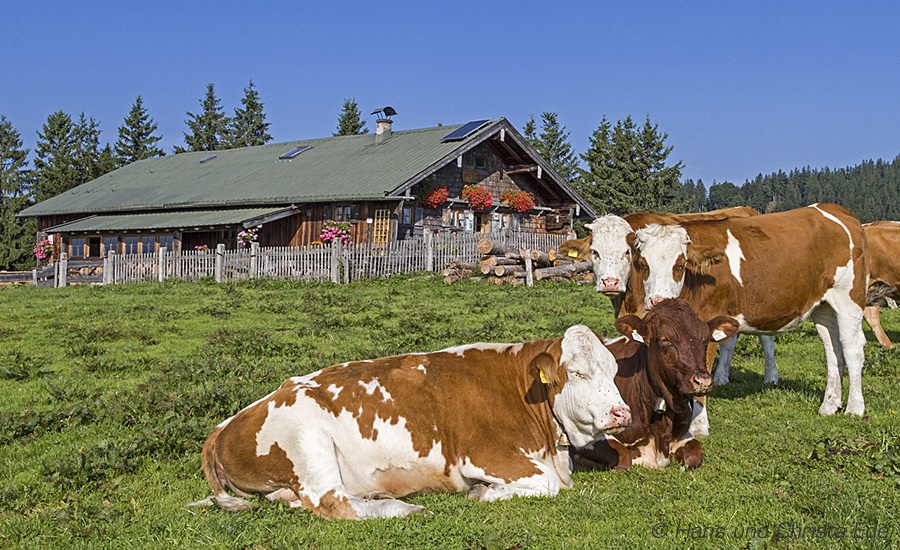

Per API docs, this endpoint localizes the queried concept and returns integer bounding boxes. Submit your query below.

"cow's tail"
[186,425,255,512]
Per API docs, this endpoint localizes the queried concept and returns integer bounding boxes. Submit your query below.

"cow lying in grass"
[574,299,738,470]
[189,325,631,520]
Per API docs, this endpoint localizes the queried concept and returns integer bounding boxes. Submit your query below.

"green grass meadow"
[1,277,898,549]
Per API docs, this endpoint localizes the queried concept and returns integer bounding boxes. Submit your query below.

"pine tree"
[635,115,684,212]
[524,112,579,182]
[0,115,35,269]
[334,97,368,136]
[74,113,104,183]
[226,80,272,147]
[175,83,229,153]
[32,110,81,202]
[522,115,538,148]
[114,95,165,165]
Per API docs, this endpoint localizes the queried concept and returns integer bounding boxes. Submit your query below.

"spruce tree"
[74,113,104,183]
[575,115,684,215]
[226,80,272,147]
[114,95,165,165]
[334,97,368,136]
[32,110,81,202]
[175,83,229,153]
[524,112,579,182]
[0,115,35,269]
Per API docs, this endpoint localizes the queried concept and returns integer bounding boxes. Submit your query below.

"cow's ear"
[625,232,637,250]
[707,316,739,342]
[686,244,724,272]
[585,222,596,232]
[615,315,648,344]
[531,339,564,387]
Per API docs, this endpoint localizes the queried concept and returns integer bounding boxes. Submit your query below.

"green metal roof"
[44,208,283,233]
[21,120,504,217]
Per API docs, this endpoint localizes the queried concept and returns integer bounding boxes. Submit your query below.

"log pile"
[442,238,596,286]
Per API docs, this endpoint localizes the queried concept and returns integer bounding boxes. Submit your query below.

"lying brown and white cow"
[574,299,738,470]
[189,326,631,520]
[863,221,899,349]
[629,203,869,417]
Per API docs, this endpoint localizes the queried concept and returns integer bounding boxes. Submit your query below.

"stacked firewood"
[441,237,595,286]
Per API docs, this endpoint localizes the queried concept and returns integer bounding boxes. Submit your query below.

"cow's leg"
[864,305,894,349]
[689,397,709,438]
[463,461,562,502]
[811,304,847,416]
[712,335,737,385]
[672,438,703,469]
[833,299,866,416]
[760,335,779,385]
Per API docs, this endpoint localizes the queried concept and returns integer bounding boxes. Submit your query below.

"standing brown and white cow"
[862,221,899,349]
[574,299,738,470]
[629,203,869,417]
[585,207,773,436]
[189,326,631,520]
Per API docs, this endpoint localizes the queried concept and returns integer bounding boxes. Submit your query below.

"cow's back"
[678,204,867,332]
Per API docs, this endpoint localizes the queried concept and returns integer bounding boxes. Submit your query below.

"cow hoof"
[762,377,780,386]
[362,491,396,500]
[818,402,841,416]
[712,375,729,386]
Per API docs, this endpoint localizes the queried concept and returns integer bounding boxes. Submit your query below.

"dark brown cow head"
[615,299,738,405]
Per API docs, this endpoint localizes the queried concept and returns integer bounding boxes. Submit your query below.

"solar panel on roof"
[278,145,312,160]
[441,119,491,142]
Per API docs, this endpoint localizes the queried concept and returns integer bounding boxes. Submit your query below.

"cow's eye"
[591,250,599,261]
[571,371,586,380]
[624,251,631,261]
[673,262,685,274]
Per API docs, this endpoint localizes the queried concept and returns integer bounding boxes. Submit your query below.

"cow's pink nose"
[609,406,632,427]
[600,278,620,291]
[648,296,668,309]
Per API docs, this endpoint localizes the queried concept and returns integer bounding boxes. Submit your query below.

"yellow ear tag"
[540,370,550,384]
[567,249,579,258]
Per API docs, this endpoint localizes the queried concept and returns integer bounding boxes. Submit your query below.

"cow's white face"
[633,224,691,310]
[586,215,634,295]
[552,325,630,447]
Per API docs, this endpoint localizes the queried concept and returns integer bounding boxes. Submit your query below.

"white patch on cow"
[811,204,854,249]
[327,384,343,400]
[439,342,515,357]
[358,379,393,402]
[603,335,628,346]
[553,325,629,447]
[724,229,745,285]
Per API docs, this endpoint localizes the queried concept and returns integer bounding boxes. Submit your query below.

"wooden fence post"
[215,244,226,283]
[57,253,68,288]
[330,241,341,284]
[158,249,166,282]
[106,251,115,284]
[249,242,259,279]
[32,268,37,286]
[524,248,534,287]
[425,230,434,272]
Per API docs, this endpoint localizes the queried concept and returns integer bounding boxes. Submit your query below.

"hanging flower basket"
[320,220,353,245]
[500,189,536,213]
[461,184,493,210]
[419,186,449,209]
[33,239,53,260]
[237,227,258,247]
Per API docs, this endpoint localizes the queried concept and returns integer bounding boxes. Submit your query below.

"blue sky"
[2,1,898,186]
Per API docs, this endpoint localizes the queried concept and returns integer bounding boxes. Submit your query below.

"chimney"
[375,118,393,143]
[371,106,396,144]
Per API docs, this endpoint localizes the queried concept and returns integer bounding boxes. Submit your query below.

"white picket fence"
[100,230,568,285]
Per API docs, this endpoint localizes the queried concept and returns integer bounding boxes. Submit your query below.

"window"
[335,205,353,222]
[70,237,85,258]
[124,235,139,255]
[141,235,156,254]
[158,235,174,252]
[88,237,101,257]
[103,236,119,256]
[401,205,417,225]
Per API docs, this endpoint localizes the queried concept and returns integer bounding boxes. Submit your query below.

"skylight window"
[279,145,312,160]
[199,155,217,163]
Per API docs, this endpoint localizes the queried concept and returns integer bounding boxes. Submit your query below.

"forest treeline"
[1,85,898,270]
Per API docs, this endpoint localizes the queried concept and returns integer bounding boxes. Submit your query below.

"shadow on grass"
[709,368,820,402]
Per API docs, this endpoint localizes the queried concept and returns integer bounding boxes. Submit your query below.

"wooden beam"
[505,164,539,175]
